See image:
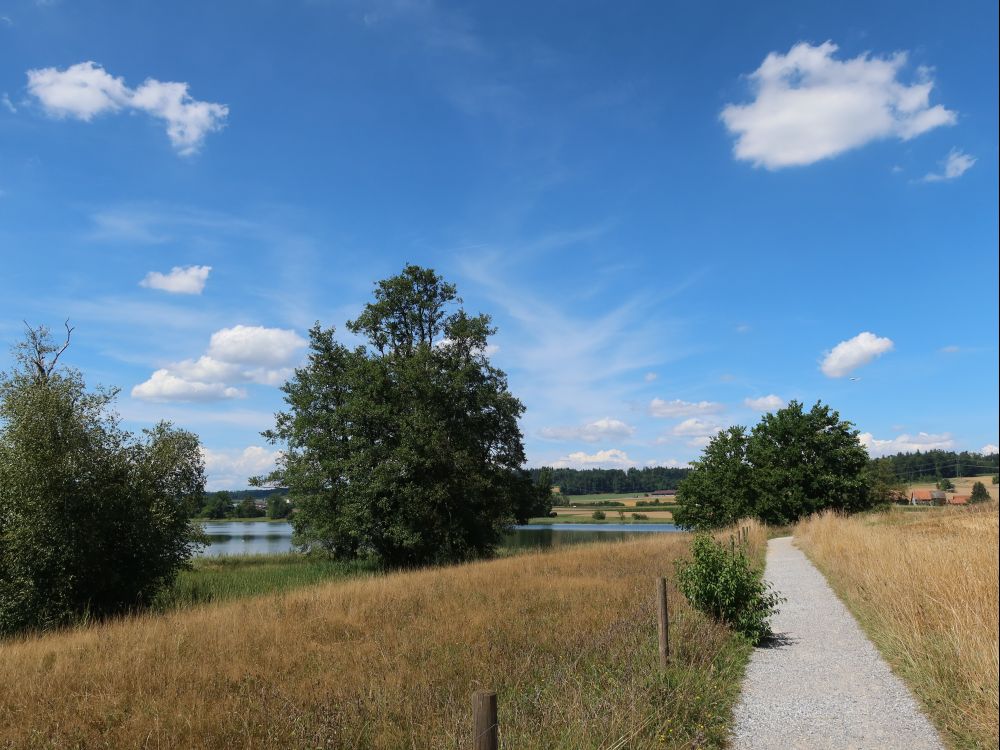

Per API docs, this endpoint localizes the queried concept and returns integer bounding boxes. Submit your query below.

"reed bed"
[0,525,767,749]
[796,504,999,750]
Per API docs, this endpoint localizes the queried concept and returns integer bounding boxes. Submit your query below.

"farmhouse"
[650,489,677,497]
[947,495,970,505]
[910,489,946,506]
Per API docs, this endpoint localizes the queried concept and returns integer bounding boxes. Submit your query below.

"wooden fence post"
[472,690,498,750]
[656,577,669,670]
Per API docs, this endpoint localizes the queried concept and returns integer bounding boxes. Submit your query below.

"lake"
[198,520,680,557]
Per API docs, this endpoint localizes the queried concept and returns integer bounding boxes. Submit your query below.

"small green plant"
[591,510,606,520]
[675,534,781,644]
[631,513,648,520]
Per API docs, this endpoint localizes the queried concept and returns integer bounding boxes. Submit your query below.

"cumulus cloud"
[551,448,637,469]
[858,431,955,457]
[140,265,211,294]
[540,417,635,443]
[922,149,976,182]
[744,394,786,411]
[671,418,724,437]
[132,325,306,402]
[26,61,227,154]
[648,398,724,418]
[202,446,282,490]
[721,41,956,169]
[820,331,894,378]
[132,370,245,402]
[981,444,999,456]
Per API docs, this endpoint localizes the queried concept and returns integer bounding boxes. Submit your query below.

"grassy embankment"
[0,525,766,749]
[796,503,999,750]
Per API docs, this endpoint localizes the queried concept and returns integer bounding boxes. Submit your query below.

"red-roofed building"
[947,495,970,505]
[910,489,946,506]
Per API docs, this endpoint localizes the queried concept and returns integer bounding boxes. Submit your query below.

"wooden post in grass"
[472,690,498,750]
[656,577,670,670]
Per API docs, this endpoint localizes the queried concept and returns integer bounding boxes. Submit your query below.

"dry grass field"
[0,527,766,749]
[796,504,999,750]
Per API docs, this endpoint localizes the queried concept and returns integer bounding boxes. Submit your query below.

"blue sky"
[1,0,997,488]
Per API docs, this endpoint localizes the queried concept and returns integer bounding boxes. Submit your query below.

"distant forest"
[528,466,690,496]
[873,449,999,481]
[529,448,999,497]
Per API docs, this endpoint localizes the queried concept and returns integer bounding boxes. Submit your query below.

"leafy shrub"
[632,513,648,520]
[675,535,781,644]
[591,510,606,520]
[970,481,990,504]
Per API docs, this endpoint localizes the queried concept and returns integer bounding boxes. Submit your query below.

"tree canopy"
[673,400,873,528]
[0,325,205,635]
[256,265,549,567]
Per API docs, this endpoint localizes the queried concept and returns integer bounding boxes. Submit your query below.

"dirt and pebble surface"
[730,536,946,750]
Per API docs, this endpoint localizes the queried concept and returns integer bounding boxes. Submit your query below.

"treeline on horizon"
[527,448,999,497]
[527,466,690,496]
[873,449,999,480]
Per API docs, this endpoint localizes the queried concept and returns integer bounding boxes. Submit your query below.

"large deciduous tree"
[0,325,205,636]
[256,265,549,566]
[673,400,873,528]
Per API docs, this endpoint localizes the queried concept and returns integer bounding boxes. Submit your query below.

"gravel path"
[730,536,945,750]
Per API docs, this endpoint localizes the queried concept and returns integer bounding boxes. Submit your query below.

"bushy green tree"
[0,325,205,636]
[672,426,752,529]
[266,494,292,519]
[970,481,990,504]
[255,265,545,567]
[674,401,872,528]
[937,476,956,491]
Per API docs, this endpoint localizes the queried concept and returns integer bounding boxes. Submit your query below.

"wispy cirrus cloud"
[26,61,228,154]
[648,398,724,418]
[540,417,635,443]
[922,149,976,182]
[722,42,955,169]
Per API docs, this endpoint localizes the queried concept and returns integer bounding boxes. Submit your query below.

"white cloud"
[26,61,227,155]
[721,41,956,169]
[671,418,724,437]
[131,370,245,402]
[744,394,786,411]
[644,372,658,382]
[939,345,961,353]
[981,444,999,456]
[2,93,17,113]
[649,398,724,418]
[202,446,282,490]
[858,431,955,457]
[140,265,211,294]
[132,325,306,402]
[540,417,635,443]
[552,448,637,469]
[923,149,976,182]
[820,331,894,378]
[207,325,307,367]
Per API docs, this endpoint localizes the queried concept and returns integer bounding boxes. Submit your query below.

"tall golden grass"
[0,525,767,749]
[796,504,999,750]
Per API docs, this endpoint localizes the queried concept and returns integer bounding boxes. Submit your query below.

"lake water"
[198,521,680,557]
